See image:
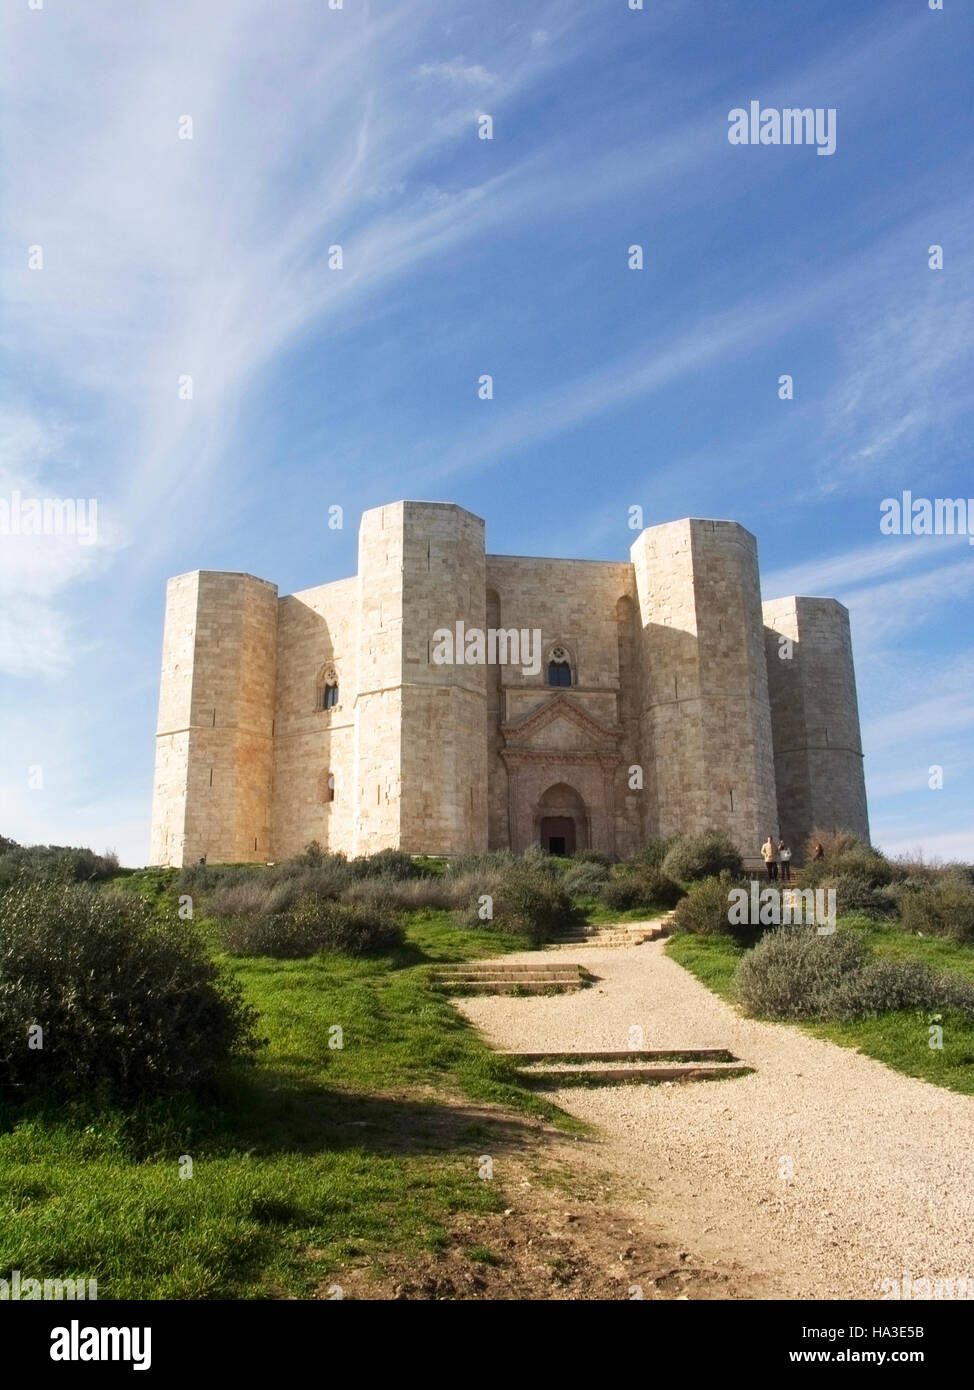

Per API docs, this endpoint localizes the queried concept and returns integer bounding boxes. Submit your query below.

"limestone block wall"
[398,502,488,855]
[352,503,408,855]
[632,519,779,856]
[763,596,869,855]
[149,571,200,867]
[271,576,358,860]
[150,570,277,866]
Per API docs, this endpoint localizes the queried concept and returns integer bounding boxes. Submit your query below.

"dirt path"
[456,939,974,1300]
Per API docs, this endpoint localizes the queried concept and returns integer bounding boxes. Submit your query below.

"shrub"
[601,867,684,912]
[662,831,743,883]
[0,882,262,1101]
[445,868,509,916]
[829,874,897,919]
[800,831,894,888]
[624,837,679,871]
[221,897,404,958]
[563,860,611,897]
[670,873,739,934]
[899,881,974,941]
[348,849,427,881]
[735,929,870,1019]
[495,867,577,945]
[340,876,454,912]
[208,877,295,920]
[454,865,578,946]
[573,849,613,868]
[824,958,974,1021]
[519,844,561,876]
[0,839,120,889]
[444,850,517,878]
[175,862,263,896]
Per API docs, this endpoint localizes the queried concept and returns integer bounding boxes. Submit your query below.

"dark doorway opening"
[540,816,576,855]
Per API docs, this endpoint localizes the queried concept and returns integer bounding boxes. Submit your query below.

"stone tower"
[149,570,277,866]
[353,500,488,856]
[630,518,779,850]
[763,596,870,852]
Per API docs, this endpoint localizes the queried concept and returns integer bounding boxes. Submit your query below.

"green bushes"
[735,927,974,1022]
[572,849,613,869]
[826,959,974,1021]
[736,928,869,1018]
[828,874,898,919]
[444,850,517,879]
[624,837,678,872]
[341,876,454,913]
[799,831,894,888]
[600,867,683,912]
[0,838,120,889]
[899,881,974,940]
[492,866,578,946]
[562,860,611,897]
[452,864,578,946]
[347,849,428,881]
[220,897,404,958]
[670,874,737,934]
[661,830,743,882]
[0,882,262,1101]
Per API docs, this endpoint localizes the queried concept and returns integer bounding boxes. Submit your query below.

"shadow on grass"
[0,1068,549,1166]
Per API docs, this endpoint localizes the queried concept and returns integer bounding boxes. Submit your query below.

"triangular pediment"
[501,694,620,753]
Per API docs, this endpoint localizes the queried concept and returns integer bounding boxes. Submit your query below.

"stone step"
[518,1062,752,1085]
[434,974,584,985]
[434,980,587,995]
[430,962,590,995]
[550,914,675,947]
[431,963,585,978]
[549,930,664,947]
[500,1048,739,1063]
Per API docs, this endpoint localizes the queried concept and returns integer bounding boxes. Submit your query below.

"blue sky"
[1,0,972,866]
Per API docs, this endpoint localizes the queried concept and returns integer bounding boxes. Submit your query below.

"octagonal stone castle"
[149,501,869,867]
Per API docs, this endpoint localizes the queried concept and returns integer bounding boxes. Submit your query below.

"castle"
[149,501,869,867]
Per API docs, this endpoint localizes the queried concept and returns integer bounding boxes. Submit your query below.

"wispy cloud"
[761,535,970,603]
[416,60,497,87]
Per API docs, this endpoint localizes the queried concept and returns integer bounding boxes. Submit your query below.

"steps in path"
[549,911,676,948]
[429,961,591,996]
[499,1048,753,1087]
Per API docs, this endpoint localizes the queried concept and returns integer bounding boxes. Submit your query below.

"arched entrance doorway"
[535,783,588,856]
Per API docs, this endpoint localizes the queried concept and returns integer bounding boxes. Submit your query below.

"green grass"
[666,918,974,1094]
[466,1244,501,1265]
[576,894,675,925]
[0,908,579,1299]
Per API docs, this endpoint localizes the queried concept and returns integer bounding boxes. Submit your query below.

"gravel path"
[457,939,974,1299]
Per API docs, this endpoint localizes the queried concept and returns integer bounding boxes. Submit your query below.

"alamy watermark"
[880,1271,974,1300]
[728,882,837,934]
[880,493,974,544]
[728,102,836,156]
[1,1270,97,1300]
[0,492,98,545]
[431,622,542,677]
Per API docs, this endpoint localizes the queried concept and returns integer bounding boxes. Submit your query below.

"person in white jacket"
[778,841,792,882]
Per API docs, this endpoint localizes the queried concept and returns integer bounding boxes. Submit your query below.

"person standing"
[778,840,792,882]
[761,836,778,881]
